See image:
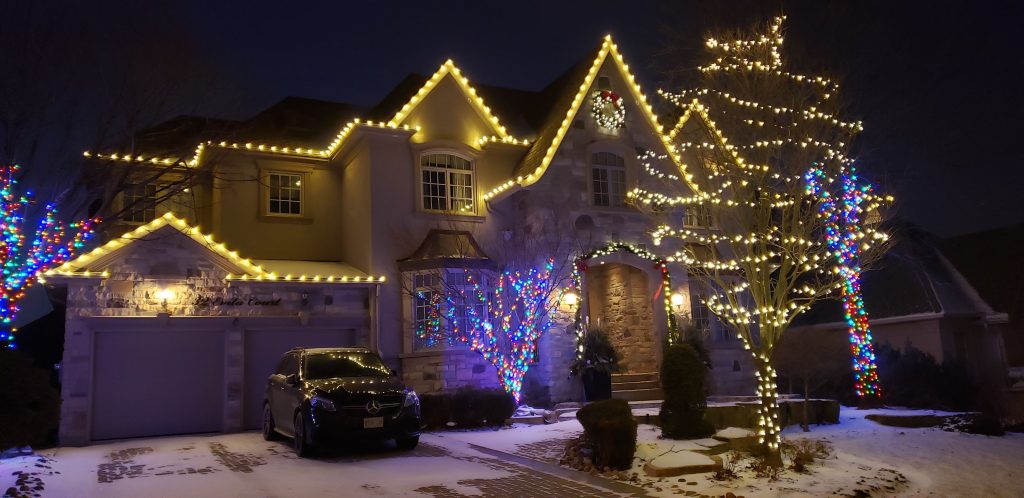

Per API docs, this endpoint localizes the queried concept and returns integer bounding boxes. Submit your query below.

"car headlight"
[311,395,336,412]
[403,390,419,407]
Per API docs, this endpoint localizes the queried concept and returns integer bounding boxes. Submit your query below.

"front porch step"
[611,372,658,383]
[611,379,660,391]
[612,387,665,402]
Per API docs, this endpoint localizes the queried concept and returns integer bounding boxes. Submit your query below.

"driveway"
[1,432,639,497]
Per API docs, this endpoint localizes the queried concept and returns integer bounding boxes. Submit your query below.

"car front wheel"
[262,403,279,441]
[294,411,313,457]
[396,435,419,450]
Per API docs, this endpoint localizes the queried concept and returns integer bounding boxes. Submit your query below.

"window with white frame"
[268,172,302,215]
[420,153,474,213]
[689,289,712,340]
[684,204,712,227]
[591,152,626,207]
[123,183,157,223]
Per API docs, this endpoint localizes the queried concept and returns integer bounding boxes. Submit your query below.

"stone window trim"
[416,150,478,215]
[258,168,313,222]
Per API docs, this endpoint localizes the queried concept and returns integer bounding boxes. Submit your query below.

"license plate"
[363,417,384,429]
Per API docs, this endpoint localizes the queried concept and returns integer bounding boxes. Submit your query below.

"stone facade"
[400,349,500,394]
[586,263,657,373]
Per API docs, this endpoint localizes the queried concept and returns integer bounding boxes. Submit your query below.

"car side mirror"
[285,373,299,385]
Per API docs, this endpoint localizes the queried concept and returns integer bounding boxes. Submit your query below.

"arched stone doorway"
[585,261,659,373]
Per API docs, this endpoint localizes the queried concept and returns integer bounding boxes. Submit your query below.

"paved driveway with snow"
[1,432,638,498]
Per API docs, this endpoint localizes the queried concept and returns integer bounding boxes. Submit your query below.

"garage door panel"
[92,330,224,440]
[242,329,355,429]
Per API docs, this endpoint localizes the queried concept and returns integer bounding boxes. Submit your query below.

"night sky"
[5,0,1023,236]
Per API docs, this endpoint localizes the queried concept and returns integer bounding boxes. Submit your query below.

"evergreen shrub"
[576,398,637,470]
[659,343,714,439]
[0,349,60,449]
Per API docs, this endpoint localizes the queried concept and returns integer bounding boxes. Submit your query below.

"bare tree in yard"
[1,1,240,231]
[632,16,890,463]
[401,206,580,403]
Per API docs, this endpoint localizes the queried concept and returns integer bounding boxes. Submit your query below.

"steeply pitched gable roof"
[484,36,700,200]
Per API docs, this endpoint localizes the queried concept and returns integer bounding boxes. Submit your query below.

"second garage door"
[242,328,356,429]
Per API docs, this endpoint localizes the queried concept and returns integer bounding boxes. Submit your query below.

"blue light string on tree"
[0,164,99,348]
[805,165,881,399]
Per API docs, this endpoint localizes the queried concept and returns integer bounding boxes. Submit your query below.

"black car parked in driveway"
[262,347,421,457]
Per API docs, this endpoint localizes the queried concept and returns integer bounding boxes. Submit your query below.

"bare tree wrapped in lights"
[1,165,99,348]
[632,16,890,463]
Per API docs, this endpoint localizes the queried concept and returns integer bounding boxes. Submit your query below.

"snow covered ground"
[2,407,1021,497]
[448,406,1024,497]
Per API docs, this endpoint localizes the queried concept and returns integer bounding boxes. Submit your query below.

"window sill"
[413,210,485,223]
[260,213,314,224]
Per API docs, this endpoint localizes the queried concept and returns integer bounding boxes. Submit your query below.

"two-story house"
[50,36,755,445]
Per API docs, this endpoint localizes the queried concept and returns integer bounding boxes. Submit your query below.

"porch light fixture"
[670,292,685,310]
[562,291,578,307]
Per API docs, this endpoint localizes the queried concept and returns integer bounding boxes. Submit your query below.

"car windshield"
[304,352,391,379]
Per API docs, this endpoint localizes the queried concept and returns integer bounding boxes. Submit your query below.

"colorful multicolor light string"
[1,164,99,348]
[805,165,881,399]
[569,242,676,362]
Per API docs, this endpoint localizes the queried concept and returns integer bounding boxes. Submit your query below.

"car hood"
[306,377,405,396]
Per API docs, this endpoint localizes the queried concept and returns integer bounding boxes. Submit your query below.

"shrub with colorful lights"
[1,165,99,348]
[631,16,890,461]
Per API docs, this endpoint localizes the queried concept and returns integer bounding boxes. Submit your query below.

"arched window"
[591,152,626,207]
[420,153,474,213]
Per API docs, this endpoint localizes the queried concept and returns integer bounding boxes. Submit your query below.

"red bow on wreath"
[600,90,620,103]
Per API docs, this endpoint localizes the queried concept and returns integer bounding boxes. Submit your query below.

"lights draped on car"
[403,390,419,407]
[311,395,336,412]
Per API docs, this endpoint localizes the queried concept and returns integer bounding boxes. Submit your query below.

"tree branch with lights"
[1,164,99,348]
[633,16,890,463]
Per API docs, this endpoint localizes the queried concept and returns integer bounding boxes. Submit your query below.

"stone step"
[611,372,658,383]
[627,400,664,410]
[611,379,660,390]
[611,388,664,402]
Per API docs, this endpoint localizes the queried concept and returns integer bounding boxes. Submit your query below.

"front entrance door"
[585,262,657,373]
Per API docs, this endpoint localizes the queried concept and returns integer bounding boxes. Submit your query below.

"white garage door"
[92,329,225,440]
[242,329,356,429]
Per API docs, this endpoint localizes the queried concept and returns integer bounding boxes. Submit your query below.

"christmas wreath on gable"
[591,90,625,129]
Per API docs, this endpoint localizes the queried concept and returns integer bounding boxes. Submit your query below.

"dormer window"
[420,153,475,213]
[591,152,626,207]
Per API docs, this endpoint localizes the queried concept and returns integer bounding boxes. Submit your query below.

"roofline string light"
[46,212,384,284]
[483,35,700,201]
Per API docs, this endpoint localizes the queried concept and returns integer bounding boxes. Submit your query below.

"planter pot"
[583,368,612,401]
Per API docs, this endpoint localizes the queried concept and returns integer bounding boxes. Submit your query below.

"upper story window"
[123,183,157,223]
[268,172,302,216]
[684,204,712,227]
[420,153,474,213]
[591,152,626,207]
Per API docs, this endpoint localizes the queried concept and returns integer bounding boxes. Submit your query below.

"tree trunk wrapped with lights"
[632,16,890,462]
[1,164,99,348]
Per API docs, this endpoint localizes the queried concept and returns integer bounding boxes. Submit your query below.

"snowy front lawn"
[447,406,1024,497]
